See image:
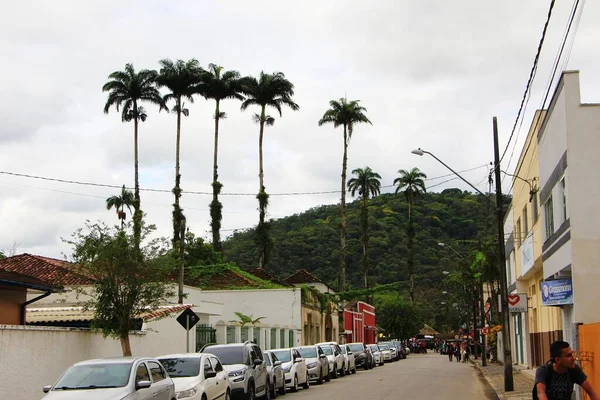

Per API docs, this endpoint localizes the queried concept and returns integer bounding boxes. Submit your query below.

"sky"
[1,0,598,259]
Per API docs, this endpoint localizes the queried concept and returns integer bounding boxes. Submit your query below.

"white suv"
[203,342,268,400]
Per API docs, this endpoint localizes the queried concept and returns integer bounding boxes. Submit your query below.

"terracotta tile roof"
[246,268,275,281]
[0,268,60,291]
[186,267,263,290]
[0,253,94,286]
[282,269,325,285]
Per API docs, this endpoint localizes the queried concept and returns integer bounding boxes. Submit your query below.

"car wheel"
[225,389,231,400]
[331,365,338,379]
[246,383,256,400]
[264,381,271,400]
[291,375,299,393]
[278,379,286,396]
[302,374,309,389]
[316,367,323,384]
[340,363,346,377]
[352,367,357,374]
[271,379,277,399]
[325,366,331,382]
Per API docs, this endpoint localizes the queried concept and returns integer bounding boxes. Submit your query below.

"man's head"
[550,340,577,368]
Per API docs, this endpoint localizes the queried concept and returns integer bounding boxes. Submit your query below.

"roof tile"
[0,254,94,286]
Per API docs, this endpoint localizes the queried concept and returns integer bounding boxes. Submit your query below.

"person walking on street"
[534,340,599,400]
[454,345,461,362]
[448,343,454,362]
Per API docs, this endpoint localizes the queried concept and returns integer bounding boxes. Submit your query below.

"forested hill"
[223,188,504,290]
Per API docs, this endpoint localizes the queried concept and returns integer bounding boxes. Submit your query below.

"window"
[523,206,528,235]
[544,195,554,240]
[136,364,150,382]
[560,177,567,222]
[226,326,236,343]
[147,362,166,382]
[516,218,522,246]
[280,329,285,347]
[241,326,249,342]
[158,357,200,378]
[288,330,294,347]
[532,191,539,223]
[270,329,277,349]
[204,358,213,373]
[210,357,223,372]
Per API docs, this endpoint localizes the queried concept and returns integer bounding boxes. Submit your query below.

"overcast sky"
[1,0,598,258]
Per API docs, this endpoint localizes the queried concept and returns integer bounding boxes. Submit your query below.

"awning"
[26,304,193,324]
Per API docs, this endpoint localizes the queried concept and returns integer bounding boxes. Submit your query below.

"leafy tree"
[102,63,165,251]
[106,185,134,230]
[66,222,175,356]
[375,293,424,339]
[157,58,204,249]
[201,64,245,254]
[318,98,372,292]
[347,167,381,288]
[240,72,299,269]
[394,167,427,303]
[184,230,223,267]
[0,251,4,259]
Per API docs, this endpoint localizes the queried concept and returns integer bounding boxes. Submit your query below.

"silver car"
[263,351,286,397]
[295,345,329,384]
[42,357,175,399]
[339,345,356,375]
[367,344,383,367]
[316,342,345,379]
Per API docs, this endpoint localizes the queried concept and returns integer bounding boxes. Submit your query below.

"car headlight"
[177,388,198,399]
[282,365,291,373]
[306,362,317,368]
[228,368,247,377]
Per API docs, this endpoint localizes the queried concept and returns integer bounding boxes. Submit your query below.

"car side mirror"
[205,371,217,379]
[294,357,304,363]
[273,360,282,367]
[42,385,52,393]
[319,354,327,359]
[348,352,353,356]
[253,359,263,366]
[136,380,152,390]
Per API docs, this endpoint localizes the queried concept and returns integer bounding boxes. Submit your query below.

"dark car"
[346,343,374,370]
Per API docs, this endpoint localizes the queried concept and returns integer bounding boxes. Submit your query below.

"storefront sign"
[507,293,527,313]
[541,279,573,306]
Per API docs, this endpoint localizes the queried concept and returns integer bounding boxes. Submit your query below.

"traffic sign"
[177,308,199,331]
[481,327,489,335]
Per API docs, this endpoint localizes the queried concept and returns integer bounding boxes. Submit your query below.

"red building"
[343,301,376,344]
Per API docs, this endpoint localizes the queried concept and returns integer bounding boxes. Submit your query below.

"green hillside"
[223,188,505,292]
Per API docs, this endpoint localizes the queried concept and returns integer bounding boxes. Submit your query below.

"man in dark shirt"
[535,341,598,400]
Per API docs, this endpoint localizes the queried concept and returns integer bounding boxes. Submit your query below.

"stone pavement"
[471,358,535,400]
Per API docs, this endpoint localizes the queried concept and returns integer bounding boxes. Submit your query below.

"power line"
[499,0,557,165]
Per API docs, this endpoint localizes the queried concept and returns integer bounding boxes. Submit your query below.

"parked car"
[42,357,175,400]
[157,353,229,400]
[295,345,329,384]
[391,340,406,360]
[377,343,393,363]
[367,344,384,367]
[270,348,309,392]
[202,342,268,400]
[378,341,397,361]
[346,342,373,370]
[339,345,357,375]
[263,351,286,397]
[317,342,345,378]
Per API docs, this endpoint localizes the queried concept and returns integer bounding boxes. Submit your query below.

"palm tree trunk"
[120,205,125,230]
[257,106,267,269]
[173,98,183,249]
[211,99,223,254]
[361,196,368,289]
[407,214,415,304]
[339,124,348,292]
[133,104,141,254]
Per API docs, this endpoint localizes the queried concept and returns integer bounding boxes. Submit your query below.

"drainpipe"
[20,291,52,325]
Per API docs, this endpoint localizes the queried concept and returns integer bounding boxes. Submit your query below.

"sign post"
[177,308,199,352]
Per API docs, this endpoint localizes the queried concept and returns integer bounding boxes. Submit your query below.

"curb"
[470,359,501,400]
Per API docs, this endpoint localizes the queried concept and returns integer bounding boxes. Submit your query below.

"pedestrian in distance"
[454,345,461,362]
[533,340,599,400]
[448,343,454,362]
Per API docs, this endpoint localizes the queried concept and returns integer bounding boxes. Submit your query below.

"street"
[282,353,495,400]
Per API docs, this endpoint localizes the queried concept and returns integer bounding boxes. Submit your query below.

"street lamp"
[438,242,466,261]
[413,146,513,390]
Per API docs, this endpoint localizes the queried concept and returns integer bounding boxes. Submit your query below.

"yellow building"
[507,110,562,368]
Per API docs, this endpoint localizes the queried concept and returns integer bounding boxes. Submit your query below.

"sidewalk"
[471,358,535,400]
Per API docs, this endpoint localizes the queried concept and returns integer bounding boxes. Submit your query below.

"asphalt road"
[277,353,495,400]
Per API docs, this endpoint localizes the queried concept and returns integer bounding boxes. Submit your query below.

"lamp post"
[413,145,513,390]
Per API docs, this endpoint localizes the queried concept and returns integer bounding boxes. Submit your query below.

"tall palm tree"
[393,167,427,303]
[318,98,372,292]
[201,64,245,254]
[156,59,204,249]
[106,185,135,229]
[102,63,165,250]
[240,72,299,269]
[348,167,381,288]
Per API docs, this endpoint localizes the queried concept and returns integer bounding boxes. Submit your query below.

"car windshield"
[348,344,364,352]
[158,358,200,378]
[205,346,245,365]
[297,348,317,358]
[339,347,347,354]
[319,346,332,355]
[367,345,379,352]
[54,363,131,390]
[379,344,390,350]
[271,350,292,363]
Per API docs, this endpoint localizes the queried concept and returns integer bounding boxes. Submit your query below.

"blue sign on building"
[541,279,573,306]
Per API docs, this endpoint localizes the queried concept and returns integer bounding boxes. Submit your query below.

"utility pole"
[493,117,514,391]
[479,277,487,366]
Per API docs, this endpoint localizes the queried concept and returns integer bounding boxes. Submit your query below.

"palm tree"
[393,167,427,303]
[318,98,372,291]
[156,59,204,249]
[348,167,381,288]
[106,185,135,229]
[201,64,245,254]
[240,72,299,269]
[102,63,165,250]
